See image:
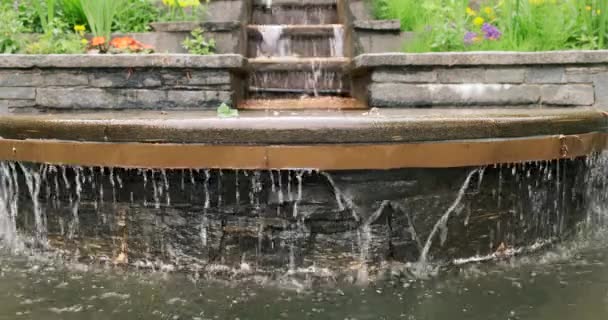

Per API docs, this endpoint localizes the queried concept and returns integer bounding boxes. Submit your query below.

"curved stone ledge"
[0,132,605,170]
[354,51,608,67]
[0,108,605,144]
[0,54,246,69]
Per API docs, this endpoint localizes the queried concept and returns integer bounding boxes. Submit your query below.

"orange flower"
[110,37,134,49]
[90,36,106,46]
[110,37,154,52]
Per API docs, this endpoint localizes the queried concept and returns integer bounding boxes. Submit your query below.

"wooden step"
[247,24,345,57]
[247,24,343,36]
[248,57,351,71]
[239,97,365,110]
[251,1,338,25]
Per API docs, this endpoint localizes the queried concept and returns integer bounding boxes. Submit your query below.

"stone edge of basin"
[353,50,608,67]
[0,108,606,145]
[0,54,246,69]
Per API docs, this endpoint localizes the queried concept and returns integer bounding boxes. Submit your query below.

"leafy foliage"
[79,0,125,49]
[24,18,86,53]
[0,3,26,53]
[182,28,215,55]
[57,0,88,29]
[159,0,207,22]
[113,0,160,33]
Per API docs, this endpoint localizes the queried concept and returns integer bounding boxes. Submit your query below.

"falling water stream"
[0,154,607,318]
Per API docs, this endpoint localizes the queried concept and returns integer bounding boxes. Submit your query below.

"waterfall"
[257,25,287,57]
[330,25,344,57]
[418,168,483,264]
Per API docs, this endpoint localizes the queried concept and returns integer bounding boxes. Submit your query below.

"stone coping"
[252,0,336,6]
[0,54,246,69]
[150,21,241,32]
[0,108,605,144]
[353,20,401,31]
[354,50,608,68]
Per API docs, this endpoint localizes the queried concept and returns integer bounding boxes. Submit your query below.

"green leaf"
[217,103,238,118]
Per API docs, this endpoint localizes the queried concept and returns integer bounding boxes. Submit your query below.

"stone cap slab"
[354,51,608,68]
[252,0,336,6]
[0,54,246,69]
[353,20,401,31]
[0,108,605,144]
[150,21,241,32]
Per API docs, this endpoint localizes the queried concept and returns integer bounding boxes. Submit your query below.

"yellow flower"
[81,38,89,45]
[483,7,493,16]
[178,0,199,7]
[586,5,592,11]
[162,0,176,7]
[74,25,85,32]
[598,9,602,14]
[466,7,476,16]
[529,0,544,5]
[473,17,485,26]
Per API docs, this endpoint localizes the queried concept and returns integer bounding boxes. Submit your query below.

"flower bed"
[0,0,217,55]
[372,0,608,52]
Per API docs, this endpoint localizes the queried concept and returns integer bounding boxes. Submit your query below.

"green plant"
[374,0,608,52]
[58,0,88,29]
[217,102,238,118]
[113,0,160,33]
[24,18,86,53]
[79,0,125,50]
[32,0,57,34]
[159,0,207,22]
[182,28,215,54]
[0,3,26,53]
[372,0,427,31]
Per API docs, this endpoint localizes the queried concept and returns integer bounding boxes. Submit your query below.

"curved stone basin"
[0,107,607,282]
[0,108,606,169]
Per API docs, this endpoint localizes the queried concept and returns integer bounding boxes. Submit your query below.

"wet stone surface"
[1,158,600,283]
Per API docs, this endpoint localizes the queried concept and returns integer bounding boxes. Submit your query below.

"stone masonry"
[354,51,608,109]
[0,54,244,112]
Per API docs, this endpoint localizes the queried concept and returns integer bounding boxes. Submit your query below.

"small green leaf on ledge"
[217,103,239,118]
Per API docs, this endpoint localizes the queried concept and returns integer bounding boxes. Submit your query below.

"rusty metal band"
[0,132,605,170]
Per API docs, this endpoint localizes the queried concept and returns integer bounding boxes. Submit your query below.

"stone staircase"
[241,0,363,109]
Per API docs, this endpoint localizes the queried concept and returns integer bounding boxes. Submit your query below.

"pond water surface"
[1,231,608,320]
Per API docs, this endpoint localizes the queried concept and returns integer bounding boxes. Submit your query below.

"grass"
[372,0,608,52]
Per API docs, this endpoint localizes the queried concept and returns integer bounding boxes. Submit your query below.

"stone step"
[239,97,365,110]
[247,25,345,58]
[251,2,338,25]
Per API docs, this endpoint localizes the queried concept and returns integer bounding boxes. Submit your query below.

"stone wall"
[353,51,608,109]
[0,54,245,112]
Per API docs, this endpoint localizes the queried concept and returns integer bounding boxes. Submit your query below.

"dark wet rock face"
[3,157,602,282]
